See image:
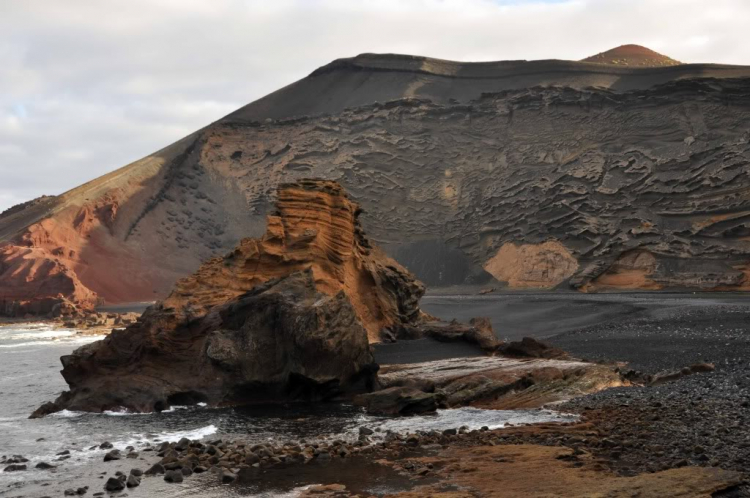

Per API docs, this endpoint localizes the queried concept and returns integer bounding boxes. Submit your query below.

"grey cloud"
[1,0,749,211]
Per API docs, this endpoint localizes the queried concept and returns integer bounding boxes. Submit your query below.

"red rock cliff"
[163,179,424,342]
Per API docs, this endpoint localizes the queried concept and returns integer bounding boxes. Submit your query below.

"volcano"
[2,46,750,316]
[582,44,681,67]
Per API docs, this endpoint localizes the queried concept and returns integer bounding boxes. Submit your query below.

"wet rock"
[419,317,501,352]
[359,426,374,436]
[3,464,27,472]
[145,463,165,475]
[103,450,121,462]
[164,469,184,483]
[126,474,140,488]
[35,462,56,470]
[99,442,113,450]
[30,401,60,419]
[175,437,191,451]
[104,478,124,492]
[499,337,567,359]
[354,386,439,415]
[129,469,143,477]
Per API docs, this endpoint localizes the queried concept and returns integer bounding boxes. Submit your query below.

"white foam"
[0,334,103,348]
[0,341,59,348]
[356,407,577,436]
[113,424,218,450]
[161,405,190,413]
[51,410,85,418]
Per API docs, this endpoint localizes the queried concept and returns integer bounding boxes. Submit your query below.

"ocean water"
[0,323,576,497]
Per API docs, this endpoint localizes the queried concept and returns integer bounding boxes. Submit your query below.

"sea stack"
[31,179,425,416]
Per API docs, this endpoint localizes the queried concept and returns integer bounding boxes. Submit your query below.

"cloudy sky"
[1,0,749,212]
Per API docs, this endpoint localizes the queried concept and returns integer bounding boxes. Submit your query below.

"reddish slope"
[582,44,681,67]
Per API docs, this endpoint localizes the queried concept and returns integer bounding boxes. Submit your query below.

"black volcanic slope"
[2,50,750,310]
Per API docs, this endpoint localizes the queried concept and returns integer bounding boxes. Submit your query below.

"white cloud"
[1,0,749,212]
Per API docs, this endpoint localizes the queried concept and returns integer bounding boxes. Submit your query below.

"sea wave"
[356,406,578,435]
[114,424,218,450]
[0,336,104,348]
[6,330,77,340]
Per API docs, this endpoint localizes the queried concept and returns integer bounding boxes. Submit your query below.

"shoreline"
[4,293,750,496]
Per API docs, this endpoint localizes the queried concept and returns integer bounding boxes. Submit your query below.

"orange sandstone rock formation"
[164,179,424,342]
[483,241,578,289]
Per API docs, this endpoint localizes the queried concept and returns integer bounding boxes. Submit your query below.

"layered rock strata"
[4,52,750,312]
[32,180,424,415]
[378,355,624,411]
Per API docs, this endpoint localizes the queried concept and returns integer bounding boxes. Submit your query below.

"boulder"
[35,268,379,414]
[104,478,124,492]
[164,469,184,483]
[103,450,121,462]
[419,317,501,352]
[498,337,567,359]
[145,463,165,475]
[126,474,140,488]
[3,464,27,472]
[354,386,440,415]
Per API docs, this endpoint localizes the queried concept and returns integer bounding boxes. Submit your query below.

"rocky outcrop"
[498,337,568,360]
[160,179,424,342]
[0,193,125,316]
[483,241,578,289]
[417,318,501,352]
[379,355,623,411]
[0,243,98,317]
[5,49,750,309]
[33,268,379,416]
[32,180,425,415]
[353,386,440,415]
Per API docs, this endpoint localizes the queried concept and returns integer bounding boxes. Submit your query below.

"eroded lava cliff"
[4,46,750,314]
[32,180,424,416]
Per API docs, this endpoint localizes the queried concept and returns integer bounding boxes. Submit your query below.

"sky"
[1,0,749,212]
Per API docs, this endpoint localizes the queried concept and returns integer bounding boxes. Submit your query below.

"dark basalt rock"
[499,337,568,359]
[164,469,184,483]
[3,464,27,472]
[354,386,442,415]
[418,317,501,352]
[104,478,124,492]
[33,269,378,415]
[126,474,140,488]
